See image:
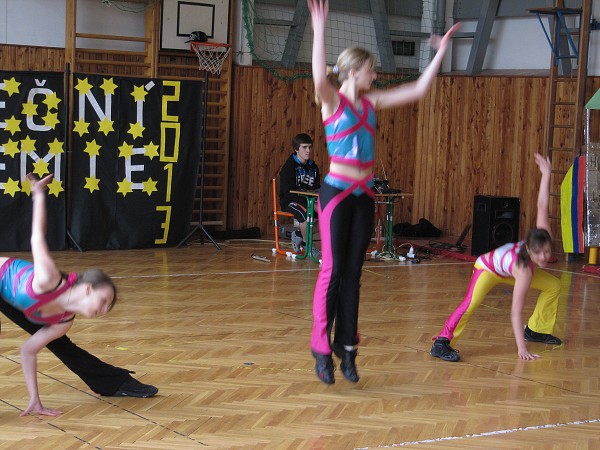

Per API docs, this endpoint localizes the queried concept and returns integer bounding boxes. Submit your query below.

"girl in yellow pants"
[431,153,562,362]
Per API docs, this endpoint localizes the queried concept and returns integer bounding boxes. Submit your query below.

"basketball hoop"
[190,42,231,75]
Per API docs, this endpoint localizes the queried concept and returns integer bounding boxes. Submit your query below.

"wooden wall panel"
[587,78,600,143]
[413,75,548,240]
[229,67,599,245]
[0,44,65,71]
[229,67,327,232]
[2,43,599,245]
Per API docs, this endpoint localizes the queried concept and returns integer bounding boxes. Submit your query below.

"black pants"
[310,182,374,354]
[1,300,131,395]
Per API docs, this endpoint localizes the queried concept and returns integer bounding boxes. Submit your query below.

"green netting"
[241,0,446,86]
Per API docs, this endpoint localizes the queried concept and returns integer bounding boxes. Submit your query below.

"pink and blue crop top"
[0,258,76,325]
[323,92,376,169]
[322,93,376,195]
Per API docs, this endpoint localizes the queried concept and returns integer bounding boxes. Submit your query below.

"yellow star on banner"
[48,138,64,156]
[118,142,135,159]
[144,142,159,160]
[98,116,114,135]
[47,178,64,197]
[43,112,60,129]
[2,139,20,158]
[127,122,145,139]
[116,178,133,196]
[20,136,36,153]
[131,85,148,102]
[73,118,90,137]
[84,176,100,193]
[3,178,21,197]
[84,139,101,157]
[2,77,20,96]
[21,101,38,118]
[75,77,93,95]
[142,177,158,196]
[43,91,61,110]
[101,78,118,95]
[4,116,21,135]
[32,159,50,177]
[21,178,32,196]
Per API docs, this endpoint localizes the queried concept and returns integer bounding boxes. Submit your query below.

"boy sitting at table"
[279,133,321,254]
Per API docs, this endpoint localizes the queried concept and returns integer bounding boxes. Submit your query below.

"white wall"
[452,12,600,75]
[0,0,7,44]
[1,0,598,74]
[0,0,146,51]
[3,0,66,48]
[75,0,146,51]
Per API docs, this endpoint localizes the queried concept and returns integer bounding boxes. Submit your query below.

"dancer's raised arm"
[534,153,552,236]
[308,0,337,110]
[28,173,62,293]
[367,23,461,110]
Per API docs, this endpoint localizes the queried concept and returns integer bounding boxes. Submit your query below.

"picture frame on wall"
[161,0,230,51]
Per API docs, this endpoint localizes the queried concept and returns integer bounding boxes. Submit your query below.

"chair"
[271,178,298,256]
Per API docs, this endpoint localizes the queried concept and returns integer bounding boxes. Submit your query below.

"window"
[392,40,415,57]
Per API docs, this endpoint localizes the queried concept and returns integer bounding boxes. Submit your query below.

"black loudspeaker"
[471,195,520,256]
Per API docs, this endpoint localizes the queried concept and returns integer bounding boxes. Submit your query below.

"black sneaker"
[111,377,158,398]
[524,326,562,345]
[430,338,460,362]
[332,343,359,383]
[312,351,335,384]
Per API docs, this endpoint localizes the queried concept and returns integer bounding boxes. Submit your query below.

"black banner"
[69,74,202,250]
[0,71,67,251]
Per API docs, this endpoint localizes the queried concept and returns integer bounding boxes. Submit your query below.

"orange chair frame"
[272,178,298,256]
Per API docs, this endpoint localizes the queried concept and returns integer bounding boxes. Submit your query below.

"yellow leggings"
[437,263,561,344]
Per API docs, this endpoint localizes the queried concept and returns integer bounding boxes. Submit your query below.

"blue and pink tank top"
[0,258,76,325]
[323,92,376,168]
[322,92,376,194]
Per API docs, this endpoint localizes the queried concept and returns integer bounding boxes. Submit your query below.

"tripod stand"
[177,71,220,250]
[177,41,231,250]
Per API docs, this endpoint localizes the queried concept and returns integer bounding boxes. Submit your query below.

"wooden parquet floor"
[1,240,600,449]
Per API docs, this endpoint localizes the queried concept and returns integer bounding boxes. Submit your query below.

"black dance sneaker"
[430,338,460,362]
[524,326,562,345]
[312,351,335,385]
[339,350,359,383]
[111,377,159,398]
[332,343,359,383]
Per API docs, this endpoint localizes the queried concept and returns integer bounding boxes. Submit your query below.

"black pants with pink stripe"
[310,181,374,355]
[0,299,131,396]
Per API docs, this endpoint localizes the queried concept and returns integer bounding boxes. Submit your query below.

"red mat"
[583,265,600,275]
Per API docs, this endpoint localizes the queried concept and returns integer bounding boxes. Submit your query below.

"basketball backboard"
[161,0,230,50]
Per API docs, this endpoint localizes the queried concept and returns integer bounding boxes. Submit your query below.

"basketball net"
[190,42,231,75]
